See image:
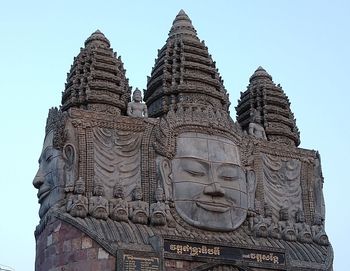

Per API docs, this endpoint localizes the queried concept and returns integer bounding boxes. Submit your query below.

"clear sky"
[0,1,349,270]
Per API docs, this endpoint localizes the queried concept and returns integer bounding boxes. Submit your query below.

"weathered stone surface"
[33,9,333,271]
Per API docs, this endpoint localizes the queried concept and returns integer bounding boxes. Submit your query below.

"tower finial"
[168,9,197,38]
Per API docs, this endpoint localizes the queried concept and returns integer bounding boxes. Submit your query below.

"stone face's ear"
[63,143,77,192]
[158,157,172,201]
[63,144,75,168]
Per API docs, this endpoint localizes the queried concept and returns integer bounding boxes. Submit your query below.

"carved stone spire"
[145,10,230,118]
[61,30,131,115]
[168,9,198,39]
[236,66,300,146]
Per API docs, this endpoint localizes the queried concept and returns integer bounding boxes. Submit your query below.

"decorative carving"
[246,170,257,212]
[93,127,142,200]
[127,88,148,117]
[128,184,149,224]
[294,209,312,243]
[278,208,297,241]
[150,187,167,226]
[262,153,302,220]
[248,108,267,140]
[109,183,128,222]
[314,152,326,221]
[88,182,109,220]
[66,177,88,218]
[312,213,329,246]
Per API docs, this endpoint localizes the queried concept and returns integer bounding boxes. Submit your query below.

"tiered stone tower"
[33,10,333,271]
[61,30,131,115]
[236,66,300,146]
[145,10,230,118]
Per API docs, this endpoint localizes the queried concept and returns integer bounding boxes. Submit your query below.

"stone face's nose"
[33,170,44,189]
[203,182,225,197]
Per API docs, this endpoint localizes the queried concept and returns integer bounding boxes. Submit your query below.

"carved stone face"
[168,132,247,231]
[133,186,143,200]
[94,184,104,196]
[33,131,66,218]
[75,181,85,195]
[155,188,164,202]
[133,91,142,102]
[113,185,124,198]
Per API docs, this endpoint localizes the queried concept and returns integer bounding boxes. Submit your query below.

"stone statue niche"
[150,186,167,226]
[89,181,109,220]
[128,184,149,224]
[66,177,88,218]
[312,213,329,245]
[109,183,128,222]
[33,109,78,219]
[294,209,312,243]
[278,208,297,241]
[252,204,281,239]
[248,108,267,140]
[127,88,148,117]
[157,126,248,232]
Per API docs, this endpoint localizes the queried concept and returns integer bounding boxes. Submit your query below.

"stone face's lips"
[196,201,231,212]
[37,185,51,203]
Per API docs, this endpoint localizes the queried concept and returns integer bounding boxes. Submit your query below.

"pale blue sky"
[0,1,349,270]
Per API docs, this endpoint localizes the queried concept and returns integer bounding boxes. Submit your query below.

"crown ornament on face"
[45,107,68,150]
[153,103,242,159]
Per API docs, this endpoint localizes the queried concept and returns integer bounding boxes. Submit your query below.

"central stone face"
[170,132,248,231]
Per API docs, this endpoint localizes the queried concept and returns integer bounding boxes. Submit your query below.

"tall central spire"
[144,10,230,118]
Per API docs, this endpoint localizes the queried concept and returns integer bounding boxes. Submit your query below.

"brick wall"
[35,219,115,271]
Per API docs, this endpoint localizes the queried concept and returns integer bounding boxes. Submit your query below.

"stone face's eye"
[46,154,53,162]
[185,169,205,177]
[218,165,239,181]
[180,159,207,178]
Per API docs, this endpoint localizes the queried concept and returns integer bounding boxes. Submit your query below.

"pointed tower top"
[236,67,300,146]
[61,31,130,115]
[168,9,197,38]
[249,66,273,82]
[84,30,111,48]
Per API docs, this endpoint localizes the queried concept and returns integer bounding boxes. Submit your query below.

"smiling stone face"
[170,132,247,231]
[33,131,66,218]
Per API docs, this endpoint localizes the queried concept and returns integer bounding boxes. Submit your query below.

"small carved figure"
[312,213,329,245]
[252,204,279,238]
[294,209,312,243]
[128,185,149,224]
[109,183,128,222]
[252,210,268,238]
[127,88,148,117]
[66,178,88,218]
[264,204,281,239]
[150,187,167,226]
[278,208,297,241]
[89,182,109,220]
[248,108,267,140]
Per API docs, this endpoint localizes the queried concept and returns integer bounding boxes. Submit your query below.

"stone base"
[35,219,115,271]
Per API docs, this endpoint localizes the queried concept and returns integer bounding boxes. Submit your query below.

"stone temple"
[33,10,333,271]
